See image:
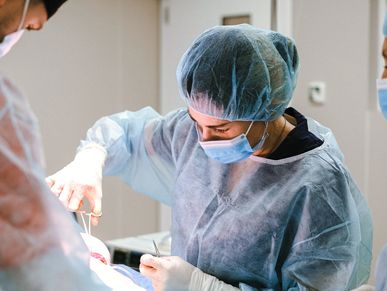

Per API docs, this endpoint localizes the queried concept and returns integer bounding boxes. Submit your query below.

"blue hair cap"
[177,24,300,121]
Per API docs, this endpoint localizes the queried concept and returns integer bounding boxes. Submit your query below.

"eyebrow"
[383,50,387,58]
[187,111,231,128]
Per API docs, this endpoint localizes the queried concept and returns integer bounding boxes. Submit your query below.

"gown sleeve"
[78,107,189,205]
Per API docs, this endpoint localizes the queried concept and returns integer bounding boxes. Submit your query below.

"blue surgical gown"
[376,244,387,291]
[79,107,372,291]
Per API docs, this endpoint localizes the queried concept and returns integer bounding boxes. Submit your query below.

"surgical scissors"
[72,210,102,235]
[152,240,161,257]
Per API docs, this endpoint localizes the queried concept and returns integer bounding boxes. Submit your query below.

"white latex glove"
[351,285,375,291]
[139,254,240,291]
[46,146,106,225]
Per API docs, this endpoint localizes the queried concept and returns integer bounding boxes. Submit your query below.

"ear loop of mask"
[19,0,30,31]
[245,121,255,136]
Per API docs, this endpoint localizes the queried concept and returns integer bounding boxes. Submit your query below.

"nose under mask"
[197,121,269,164]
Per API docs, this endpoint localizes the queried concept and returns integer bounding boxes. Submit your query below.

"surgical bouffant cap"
[177,24,299,121]
[43,0,68,19]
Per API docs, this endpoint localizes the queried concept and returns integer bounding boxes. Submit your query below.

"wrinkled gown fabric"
[376,244,387,291]
[79,106,372,291]
[0,76,111,291]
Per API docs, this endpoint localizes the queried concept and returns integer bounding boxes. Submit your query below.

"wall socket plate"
[308,81,326,105]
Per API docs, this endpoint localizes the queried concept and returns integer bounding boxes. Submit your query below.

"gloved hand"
[46,145,106,225]
[139,254,240,291]
[350,285,375,291]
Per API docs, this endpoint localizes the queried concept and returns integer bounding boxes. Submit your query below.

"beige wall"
[0,0,160,240]
[292,0,369,188]
[292,0,386,282]
[1,0,385,282]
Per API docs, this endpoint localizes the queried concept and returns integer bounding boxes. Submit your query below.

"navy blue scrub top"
[267,107,323,160]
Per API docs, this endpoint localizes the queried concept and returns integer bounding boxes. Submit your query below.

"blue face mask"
[377,79,387,119]
[197,121,269,164]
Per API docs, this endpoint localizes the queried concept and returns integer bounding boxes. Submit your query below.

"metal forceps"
[73,210,102,235]
[152,240,161,257]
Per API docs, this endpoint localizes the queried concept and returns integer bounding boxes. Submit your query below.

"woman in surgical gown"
[48,24,373,291]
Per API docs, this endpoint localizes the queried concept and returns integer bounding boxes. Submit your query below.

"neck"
[253,116,294,157]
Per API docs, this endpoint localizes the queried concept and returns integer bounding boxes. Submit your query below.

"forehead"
[188,107,231,126]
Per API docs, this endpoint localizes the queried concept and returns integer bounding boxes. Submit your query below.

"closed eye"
[214,128,229,133]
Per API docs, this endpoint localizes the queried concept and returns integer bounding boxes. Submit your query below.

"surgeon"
[0,1,119,290]
[377,12,387,120]
[47,24,373,290]
[374,11,387,291]
[375,245,387,291]
[354,11,387,291]
[0,0,67,56]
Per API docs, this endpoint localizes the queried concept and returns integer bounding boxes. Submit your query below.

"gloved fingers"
[139,255,166,284]
[351,285,375,291]
[140,263,167,287]
[77,200,84,211]
[45,176,54,188]
[60,182,74,202]
[67,188,83,211]
[140,254,169,280]
[58,182,73,206]
[90,214,100,226]
[163,256,181,263]
[89,195,102,226]
[48,177,64,196]
[67,186,102,225]
[139,261,158,278]
[140,254,163,270]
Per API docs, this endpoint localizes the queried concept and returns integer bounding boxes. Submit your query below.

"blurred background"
[1,0,385,283]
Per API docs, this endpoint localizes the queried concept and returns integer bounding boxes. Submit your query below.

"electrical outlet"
[308,81,326,105]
